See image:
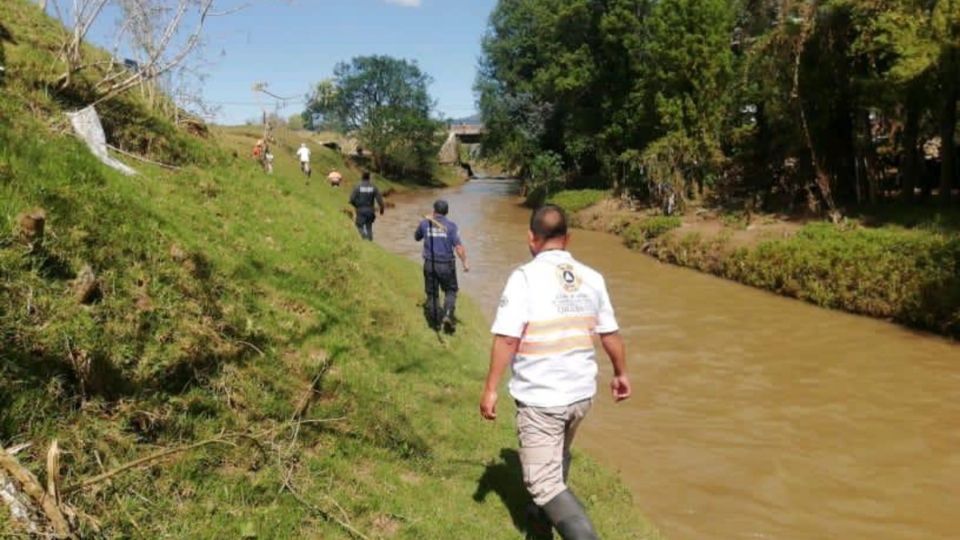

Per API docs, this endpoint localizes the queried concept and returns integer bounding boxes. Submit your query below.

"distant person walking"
[263,148,274,174]
[253,139,273,174]
[296,143,312,178]
[328,170,343,188]
[349,172,385,241]
[480,205,631,540]
[414,200,469,333]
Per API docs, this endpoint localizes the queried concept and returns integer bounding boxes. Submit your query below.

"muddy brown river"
[375,178,960,540]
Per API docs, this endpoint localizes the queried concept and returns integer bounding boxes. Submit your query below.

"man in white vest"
[480,205,631,539]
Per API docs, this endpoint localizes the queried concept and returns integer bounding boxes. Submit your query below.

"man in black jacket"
[349,172,385,241]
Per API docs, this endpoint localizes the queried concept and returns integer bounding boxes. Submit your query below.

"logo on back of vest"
[556,264,581,292]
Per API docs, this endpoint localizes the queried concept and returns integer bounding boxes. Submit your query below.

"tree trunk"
[901,89,922,201]
[857,108,881,204]
[939,50,958,204]
[793,0,837,213]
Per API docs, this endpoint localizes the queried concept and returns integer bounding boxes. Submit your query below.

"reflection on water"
[376,178,960,540]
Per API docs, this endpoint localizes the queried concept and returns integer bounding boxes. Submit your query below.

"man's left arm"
[596,278,631,402]
[452,226,469,272]
[600,332,631,402]
[375,188,385,215]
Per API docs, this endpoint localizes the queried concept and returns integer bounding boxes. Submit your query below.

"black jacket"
[349,181,384,211]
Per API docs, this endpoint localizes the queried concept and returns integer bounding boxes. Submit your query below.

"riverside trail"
[376,177,960,540]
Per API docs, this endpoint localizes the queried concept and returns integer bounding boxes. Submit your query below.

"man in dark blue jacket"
[349,172,385,241]
[415,199,470,332]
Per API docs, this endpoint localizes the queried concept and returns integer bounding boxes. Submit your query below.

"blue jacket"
[415,216,461,262]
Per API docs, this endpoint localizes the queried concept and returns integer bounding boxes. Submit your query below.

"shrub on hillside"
[723,223,960,336]
[623,216,682,248]
[98,99,216,167]
[525,151,565,206]
[548,189,608,213]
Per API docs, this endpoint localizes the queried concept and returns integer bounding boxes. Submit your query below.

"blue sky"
[82,0,498,124]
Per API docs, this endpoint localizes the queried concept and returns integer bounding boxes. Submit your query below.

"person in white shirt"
[480,205,631,540]
[296,143,311,178]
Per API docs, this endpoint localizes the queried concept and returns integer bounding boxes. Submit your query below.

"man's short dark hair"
[362,171,371,181]
[434,199,449,215]
[530,205,568,240]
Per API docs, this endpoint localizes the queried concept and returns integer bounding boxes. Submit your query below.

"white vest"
[491,250,619,407]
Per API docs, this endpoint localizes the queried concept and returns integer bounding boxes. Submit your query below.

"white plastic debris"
[66,106,137,176]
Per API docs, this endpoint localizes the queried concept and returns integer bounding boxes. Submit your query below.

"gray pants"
[516,398,592,506]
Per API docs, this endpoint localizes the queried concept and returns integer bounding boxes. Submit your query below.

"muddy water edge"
[374,178,960,540]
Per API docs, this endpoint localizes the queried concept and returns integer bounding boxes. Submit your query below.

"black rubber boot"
[542,490,599,540]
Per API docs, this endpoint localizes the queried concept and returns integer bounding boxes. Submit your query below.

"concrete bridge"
[449,123,485,144]
[439,123,485,165]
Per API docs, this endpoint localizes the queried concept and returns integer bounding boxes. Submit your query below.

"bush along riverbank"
[0,3,657,537]
[552,190,960,339]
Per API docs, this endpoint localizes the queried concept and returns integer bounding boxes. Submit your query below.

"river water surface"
[375,178,960,540]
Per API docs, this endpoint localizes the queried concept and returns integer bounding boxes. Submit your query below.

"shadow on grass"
[0,22,15,43]
[473,448,553,540]
[850,200,960,232]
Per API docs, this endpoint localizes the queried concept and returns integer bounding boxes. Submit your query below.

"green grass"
[547,189,608,213]
[0,1,658,537]
[850,201,960,233]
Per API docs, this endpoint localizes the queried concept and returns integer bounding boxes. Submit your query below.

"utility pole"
[252,81,298,143]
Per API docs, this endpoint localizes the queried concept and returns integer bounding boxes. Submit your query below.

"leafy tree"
[641,0,735,200]
[527,150,566,204]
[478,0,959,211]
[287,113,303,131]
[304,56,442,176]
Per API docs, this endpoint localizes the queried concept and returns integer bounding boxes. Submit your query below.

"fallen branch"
[106,144,180,170]
[293,355,332,420]
[235,339,265,357]
[279,471,369,540]
[46,441,60,505]
[61,437,235,496]
[3,444,31,456]
[0,447,73,538]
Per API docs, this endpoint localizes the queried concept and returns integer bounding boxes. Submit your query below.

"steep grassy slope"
[0,2,657,538]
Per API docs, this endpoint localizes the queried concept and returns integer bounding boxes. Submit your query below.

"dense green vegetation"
[547,189,609,213]
[303,56,444,181]
[478,0,960,338]
[725,224,960,333]
[622,217,683,248]
[0,2,656,537]
[633,221,960,336]
[477,0,959,212]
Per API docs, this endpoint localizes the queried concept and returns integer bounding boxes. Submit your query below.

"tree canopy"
[477,0,960,211]
[304,55,443,178]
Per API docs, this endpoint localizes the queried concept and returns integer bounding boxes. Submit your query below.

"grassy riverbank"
[0,2,657,537]
[551,190,960,339]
